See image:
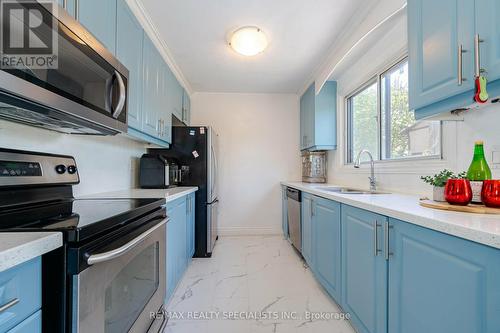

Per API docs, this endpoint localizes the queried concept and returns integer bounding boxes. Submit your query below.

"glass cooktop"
[0,198,165,242]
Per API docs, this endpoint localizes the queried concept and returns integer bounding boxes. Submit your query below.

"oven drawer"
[6,310,41,333]
[0,257,41,332]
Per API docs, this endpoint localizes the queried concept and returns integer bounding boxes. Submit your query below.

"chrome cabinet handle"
[374,221,382,256]
[87,219,167,265]
[458,44,467,85]
[62,0,67,9]
[310,199,314,217]
[474,34,485,77]
[384,222,394,261]
[0,298,19,313]
[112,71,127,119]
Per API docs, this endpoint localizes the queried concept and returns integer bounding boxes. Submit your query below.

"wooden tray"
[419,199,500,214]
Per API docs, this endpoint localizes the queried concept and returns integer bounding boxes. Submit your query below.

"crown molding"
[126,0,194,96]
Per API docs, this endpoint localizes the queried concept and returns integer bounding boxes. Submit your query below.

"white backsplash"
[0,120,147,196]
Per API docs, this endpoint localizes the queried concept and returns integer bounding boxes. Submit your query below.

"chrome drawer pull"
[0,298,19,313]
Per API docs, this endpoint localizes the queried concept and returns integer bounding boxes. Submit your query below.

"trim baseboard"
[218,226,281,237]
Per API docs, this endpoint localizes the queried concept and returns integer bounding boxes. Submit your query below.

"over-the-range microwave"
[0,0,129,135]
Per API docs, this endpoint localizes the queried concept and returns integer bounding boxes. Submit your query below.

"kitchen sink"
[314,186,390,195]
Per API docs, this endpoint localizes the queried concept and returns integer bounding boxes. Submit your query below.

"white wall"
[0,120,147,196]
[191,93,301,235]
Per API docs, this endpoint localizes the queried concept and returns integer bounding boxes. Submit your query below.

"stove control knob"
[55,164,66,174]
[67,165,77,174]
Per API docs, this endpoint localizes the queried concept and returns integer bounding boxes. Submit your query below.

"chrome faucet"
[354,149,376,191]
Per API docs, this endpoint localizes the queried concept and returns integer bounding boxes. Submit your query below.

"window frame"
[345,56,443,165]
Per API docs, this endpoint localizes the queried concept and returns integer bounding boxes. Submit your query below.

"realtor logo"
[1,0,58,69]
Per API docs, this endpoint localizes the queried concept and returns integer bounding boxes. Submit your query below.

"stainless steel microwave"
[0,1,129,135]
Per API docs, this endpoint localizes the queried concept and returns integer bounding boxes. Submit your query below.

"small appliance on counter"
[139,154,171,188]
[302,151,327,183]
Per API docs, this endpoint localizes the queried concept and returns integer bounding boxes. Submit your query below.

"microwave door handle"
[87,218,167,265]
[112,71,126,119]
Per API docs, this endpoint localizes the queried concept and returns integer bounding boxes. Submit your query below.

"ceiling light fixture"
[229,26,268,56]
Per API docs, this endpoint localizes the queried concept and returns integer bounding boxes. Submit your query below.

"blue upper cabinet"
[388,218,500,333]
[116,0,143,131]
[141,36,161,138]
[300,81,337,151]
[475,0,500,82]
[166,68,184,122]
[408,0,475,117]
[182,89,191,125]
[77,0,117,54]
[312,196,341,301]
[341,205,387,333]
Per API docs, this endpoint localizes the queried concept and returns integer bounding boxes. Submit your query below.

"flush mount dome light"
[229,26,268,56]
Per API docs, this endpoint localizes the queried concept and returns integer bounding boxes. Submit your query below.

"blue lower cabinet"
[388,218,500,333]
[166,194,196,303]
[311,197,341,301]
[6,311,41,333]
[187,193,196,259]
[301,193,313,266]
[0,258,41,333]
[341,205,387,333]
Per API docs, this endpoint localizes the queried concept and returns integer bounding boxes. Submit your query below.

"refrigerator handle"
[211,144,218,200]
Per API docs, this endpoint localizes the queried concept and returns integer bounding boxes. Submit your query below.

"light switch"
[492,146,500,169]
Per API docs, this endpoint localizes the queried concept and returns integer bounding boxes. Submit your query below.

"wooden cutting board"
[419,199,500,214]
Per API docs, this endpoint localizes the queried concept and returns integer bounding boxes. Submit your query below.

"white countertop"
[80,187,198,203]
[0,232,62,272]
[282,182,500,249]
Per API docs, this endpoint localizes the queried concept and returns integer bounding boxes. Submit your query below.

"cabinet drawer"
[6,310,41,333]
[0,258,41,333]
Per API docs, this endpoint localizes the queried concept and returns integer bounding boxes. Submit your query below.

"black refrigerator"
[151,126,219,257]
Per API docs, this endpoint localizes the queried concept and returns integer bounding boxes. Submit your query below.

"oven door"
[71,219,166,333]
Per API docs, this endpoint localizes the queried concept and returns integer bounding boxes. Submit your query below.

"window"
[346,59,441,164]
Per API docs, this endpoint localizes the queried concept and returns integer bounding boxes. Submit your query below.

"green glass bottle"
[467,141,492,203]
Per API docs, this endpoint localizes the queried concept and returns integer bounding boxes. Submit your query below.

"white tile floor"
[164,236,356,333]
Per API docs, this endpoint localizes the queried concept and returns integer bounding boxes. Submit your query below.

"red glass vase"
[481,180,500,208]
[445,179,473,206]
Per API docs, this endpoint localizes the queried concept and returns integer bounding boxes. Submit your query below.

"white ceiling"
[139,0,365,94]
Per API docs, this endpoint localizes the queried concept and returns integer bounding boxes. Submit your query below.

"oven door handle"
[87,218,167,265]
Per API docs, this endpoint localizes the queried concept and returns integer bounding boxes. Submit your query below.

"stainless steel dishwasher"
[286,187,302,252]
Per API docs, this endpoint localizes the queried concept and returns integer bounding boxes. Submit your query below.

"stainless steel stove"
[0,149,167,333]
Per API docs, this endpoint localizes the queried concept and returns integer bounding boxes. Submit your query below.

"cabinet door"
[300,84,315,150]
[312,197,341,301]
[166,197,188,302]
[187,193,195,259]
[116,0,143,131]
[341,205,387,333]
[142,36,160,138]
[388,218,500,333]
[281,186,288,239]
[78,0,117,54]
[182,89,191,125]
[408,0,475,111]
[301,193,313,265]
[476,0,500,82]
[160,62,172,143]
